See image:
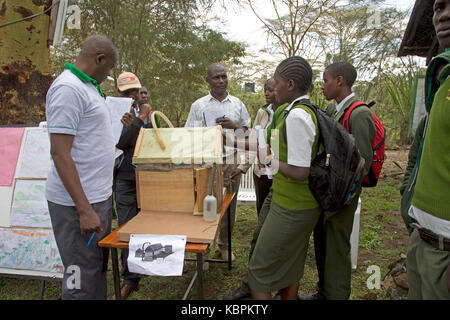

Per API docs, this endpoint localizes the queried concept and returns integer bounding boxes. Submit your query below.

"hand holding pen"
[216,116,237,130]
[86,232,96,248]
[78,205,102,249]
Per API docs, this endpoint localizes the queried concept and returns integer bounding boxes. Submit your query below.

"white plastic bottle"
[203,167,218,222]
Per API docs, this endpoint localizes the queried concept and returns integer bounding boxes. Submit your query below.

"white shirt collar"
[336,93,355,114]
[288,95,310,109]
[265,104,275,129]
[208,91,230,103]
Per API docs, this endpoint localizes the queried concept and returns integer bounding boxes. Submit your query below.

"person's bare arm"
[259,145,309,181]
[50,133,102,235]
[272,158,309,181]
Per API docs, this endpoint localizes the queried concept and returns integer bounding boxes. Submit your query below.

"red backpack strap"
[341,100,366,133]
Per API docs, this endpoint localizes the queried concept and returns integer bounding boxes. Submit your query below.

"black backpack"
[282,99,365,211]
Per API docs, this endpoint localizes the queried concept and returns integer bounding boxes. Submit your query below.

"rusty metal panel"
[0,0,54,125]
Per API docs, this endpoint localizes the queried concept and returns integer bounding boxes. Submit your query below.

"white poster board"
[17,128,51,179]
[10,179,51,228]
[0,228,63,274]
[0,186,13,227]
[0,126,63,280]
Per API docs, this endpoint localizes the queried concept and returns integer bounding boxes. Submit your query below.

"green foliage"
[320,2,408,77]
[51,0,246,126]
[227,81,266,123]
[310,81,328,110]
[49,0,426,145]
[352,60,426,146]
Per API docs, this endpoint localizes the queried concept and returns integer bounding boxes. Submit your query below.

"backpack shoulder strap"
[341,100,367,133]
[325,104,336,116]
[282,99,317,143]
[283,99,316,115]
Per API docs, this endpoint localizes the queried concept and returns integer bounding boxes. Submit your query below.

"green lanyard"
[65,62,105,98]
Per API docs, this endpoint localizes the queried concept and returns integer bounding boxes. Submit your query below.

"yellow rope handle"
[151,111,174,151]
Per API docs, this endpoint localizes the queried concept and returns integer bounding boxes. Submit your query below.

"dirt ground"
[382,147,410,176]
[357,147,411,300]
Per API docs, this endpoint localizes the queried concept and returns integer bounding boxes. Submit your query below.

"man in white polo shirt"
[185,63,251,261]
[45,35,118,300]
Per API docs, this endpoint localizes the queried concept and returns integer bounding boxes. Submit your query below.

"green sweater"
[400,116,426,235]
[270,104,319,210]
[412,76,450,221]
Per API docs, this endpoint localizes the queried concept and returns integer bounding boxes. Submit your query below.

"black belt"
[412,223,450,252]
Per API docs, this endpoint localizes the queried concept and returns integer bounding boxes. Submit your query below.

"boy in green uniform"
[310,62,376,300]
[248,56,321,300]
[407,0,450,300]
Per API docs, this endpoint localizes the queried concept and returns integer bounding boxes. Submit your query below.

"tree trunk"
[0,0,53,125]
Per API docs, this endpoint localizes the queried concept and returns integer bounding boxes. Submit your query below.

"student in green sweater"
[400,54,450,236]
[306,62,376,300]
[406,0,450,300]
[247,56,321,300]
[400,117,425,235]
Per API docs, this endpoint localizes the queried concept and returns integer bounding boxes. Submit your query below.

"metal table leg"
[197,253,204,299]
[39,280,45,300]
[227,205,232,271]
[111,248,121,300]
[182,252,204,300]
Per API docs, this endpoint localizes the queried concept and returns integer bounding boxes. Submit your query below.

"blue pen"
[86,232,96,248]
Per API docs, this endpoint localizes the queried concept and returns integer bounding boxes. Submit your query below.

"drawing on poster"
[128,234,186,276]
[17,129,51,179]
[0,228,63,274]
[10,179,51,228]
[135,242,174,261]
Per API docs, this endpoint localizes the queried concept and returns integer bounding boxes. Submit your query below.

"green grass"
[0,176,409,300]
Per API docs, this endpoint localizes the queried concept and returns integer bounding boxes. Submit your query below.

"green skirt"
[248,199,320,293]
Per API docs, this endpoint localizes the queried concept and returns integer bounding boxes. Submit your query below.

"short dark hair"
[275,56,312,95]
[325,62,357,88]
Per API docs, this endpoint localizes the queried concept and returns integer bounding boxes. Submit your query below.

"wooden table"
[99,192,236,300]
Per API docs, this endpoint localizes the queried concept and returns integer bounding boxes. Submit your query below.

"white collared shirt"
[335,93,356,114]
[284,95,316,167]
[185,92,251,129]
[409,205,450,239]
[265,104,275,129]
[185,92,251,158]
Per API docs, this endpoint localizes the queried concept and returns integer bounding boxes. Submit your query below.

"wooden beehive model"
[118,111,225,243]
